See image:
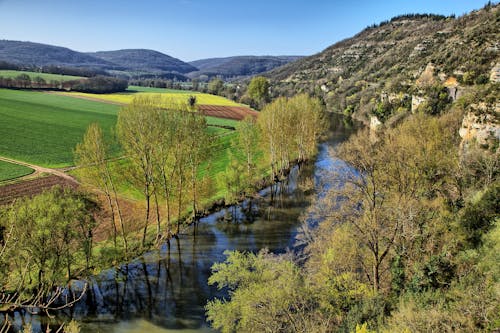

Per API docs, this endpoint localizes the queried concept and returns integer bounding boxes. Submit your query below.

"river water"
[15,117,356,333]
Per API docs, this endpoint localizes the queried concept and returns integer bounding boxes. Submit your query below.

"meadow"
[0,70,83,82]
[0,160,34,182]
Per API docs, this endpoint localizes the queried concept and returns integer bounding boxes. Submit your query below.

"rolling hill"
[188,55,303,80]
[0,40,196,79]
[0,40,113,68]
[89,49,197,74]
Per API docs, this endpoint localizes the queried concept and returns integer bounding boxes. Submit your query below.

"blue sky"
[0,0,492,61]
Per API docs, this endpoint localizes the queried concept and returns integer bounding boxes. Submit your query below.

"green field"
[0,160,34,182]
[206,116,238,128]
[0,88,241,169]
[0,89,119,168]
[0,70,83,82]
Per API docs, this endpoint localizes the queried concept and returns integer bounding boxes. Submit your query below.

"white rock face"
[459,104,500,152]
[370,116,382,131]
[411,95,426,112]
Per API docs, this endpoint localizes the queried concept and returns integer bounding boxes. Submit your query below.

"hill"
[188,55,302,80]
[0,40,112,69]
[0,41,195,79]
[89,49,197,74]
[265,4,500,124]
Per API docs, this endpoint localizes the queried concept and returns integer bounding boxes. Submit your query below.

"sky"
[0,0,493,61]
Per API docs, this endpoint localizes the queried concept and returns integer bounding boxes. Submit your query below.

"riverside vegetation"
[205,90,499,332]
[0,92,326,331]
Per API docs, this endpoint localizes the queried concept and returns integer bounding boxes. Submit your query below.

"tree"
[208,78,224,95]
[234,116,260,184]
[307,114,458,292]
[206,250,335,333]
[117,96,161,247]
[0,188,92,328]
[258,94,326,180]
[247,76,270,109]
[75,123,128,257]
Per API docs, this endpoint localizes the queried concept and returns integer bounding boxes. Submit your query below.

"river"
[15,116,356,333]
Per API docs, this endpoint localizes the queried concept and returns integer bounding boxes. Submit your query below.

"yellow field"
[58,89,240,106]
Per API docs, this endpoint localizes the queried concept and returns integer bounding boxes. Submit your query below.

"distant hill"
[265,4,500,124]
[0,40,113,69]
[0,40,195,79]
[90,49,197,74]
[187,56,303,80]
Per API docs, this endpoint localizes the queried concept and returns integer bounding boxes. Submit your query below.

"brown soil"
[197,104,259,120]
[0,175,78,206]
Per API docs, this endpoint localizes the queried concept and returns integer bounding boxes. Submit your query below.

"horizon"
[0,0,494,61]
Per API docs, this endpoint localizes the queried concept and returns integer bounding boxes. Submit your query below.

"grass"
[57,86,241,106]
[0,89,120,168]
[206,116,239,128]
[0,160,34,182]
[0,70,83,82]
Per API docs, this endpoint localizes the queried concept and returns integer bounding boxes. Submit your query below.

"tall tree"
[117,96,162,247]
[75,123,128,256]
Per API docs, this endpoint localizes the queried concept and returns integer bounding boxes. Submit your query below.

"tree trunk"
[142,186,151,247]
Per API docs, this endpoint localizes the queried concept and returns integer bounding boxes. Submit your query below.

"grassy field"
[0,70,83,82]
[0,160,34,182]
[57,86,241,106]
[0,88,240,168]
[206,116,239,128]
[0,89,119,168]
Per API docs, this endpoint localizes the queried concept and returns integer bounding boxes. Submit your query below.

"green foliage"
[207,77,224,95]
[206,250,334,333]
[258,94,327,179]
[247,76,270,109]
[1,187,96,290]
[459,182,500,248]
[409,253,455,292]
[418,85,452,115]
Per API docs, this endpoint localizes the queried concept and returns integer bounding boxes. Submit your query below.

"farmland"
[0,87,245,175]
[0,83,258,207]
[56,85,241,106]
[0,88,119,167]
[0,70,83,82]
[0,160,33,182]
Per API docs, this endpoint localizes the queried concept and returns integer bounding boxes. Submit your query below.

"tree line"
[0,74,128,93]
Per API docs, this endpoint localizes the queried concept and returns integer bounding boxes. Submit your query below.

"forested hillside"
[266,4,499,125]
[0,41,196,79]
[188,55,302,80]
[90,49,197,74]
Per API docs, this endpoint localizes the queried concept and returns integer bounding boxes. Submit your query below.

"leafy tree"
[234,116,260,183]
[247,76,270,109]
[75,123,128,256]
[206,250,336,333]
[207,77,224,95]
[117,96,161,246]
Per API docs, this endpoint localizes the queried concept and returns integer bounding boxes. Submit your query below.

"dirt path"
[0,156,78,185]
